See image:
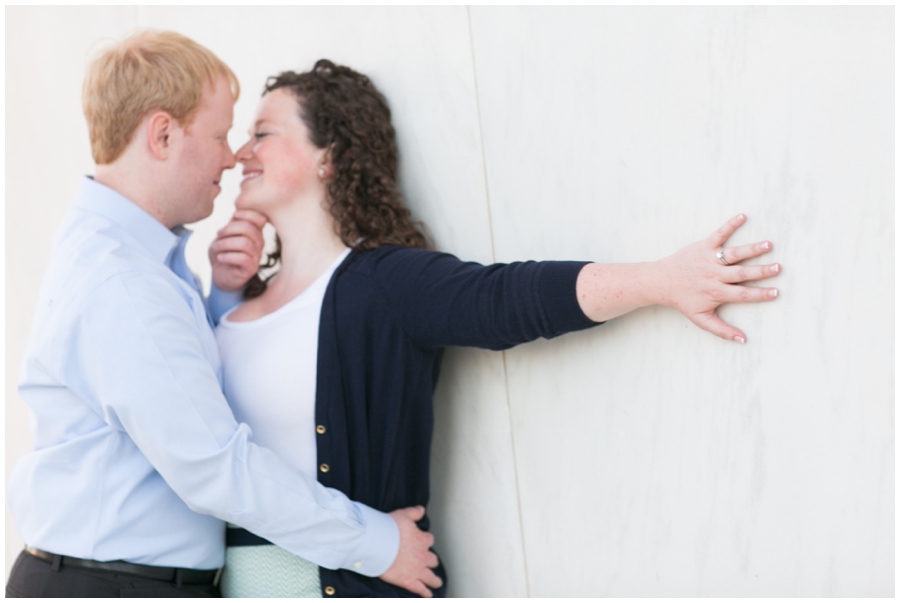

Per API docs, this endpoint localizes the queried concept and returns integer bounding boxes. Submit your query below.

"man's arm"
[73,271,397,576]
[206,211,443,596]
[207,282,244,324]
[206,209,267,323]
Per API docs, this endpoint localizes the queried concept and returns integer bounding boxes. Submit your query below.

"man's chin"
[181,202,216,226]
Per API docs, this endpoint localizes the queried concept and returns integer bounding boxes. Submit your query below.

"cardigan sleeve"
[368,247,601,351]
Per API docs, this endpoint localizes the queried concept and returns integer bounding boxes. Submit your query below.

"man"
[6,30,441,597]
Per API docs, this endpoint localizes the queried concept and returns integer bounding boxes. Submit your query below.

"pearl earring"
[318,167,326,177]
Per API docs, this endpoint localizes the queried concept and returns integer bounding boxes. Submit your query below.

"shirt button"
[324,586,336,596]
[353,561,362,569]
[320,463,330,473]
[316,425,326,434]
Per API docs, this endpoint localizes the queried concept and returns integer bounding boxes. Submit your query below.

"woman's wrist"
[642,258,674,309]
[576,261,665,323]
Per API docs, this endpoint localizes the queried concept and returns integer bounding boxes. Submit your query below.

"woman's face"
[234,88,327,214]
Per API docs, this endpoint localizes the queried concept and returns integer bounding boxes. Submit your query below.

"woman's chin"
[234,195,257,211]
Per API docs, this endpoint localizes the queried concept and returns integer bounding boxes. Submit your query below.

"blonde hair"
[82,30,240,164]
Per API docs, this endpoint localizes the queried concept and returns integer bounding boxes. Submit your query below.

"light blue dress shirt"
[7,177,398,574]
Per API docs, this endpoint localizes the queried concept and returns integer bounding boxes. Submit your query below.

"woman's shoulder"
[352,244,443,261]
[348,245,461,267]
[334,246,465,310]
[345,245,460,274]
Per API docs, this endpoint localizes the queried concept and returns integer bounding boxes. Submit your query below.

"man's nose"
[223,146,237,170]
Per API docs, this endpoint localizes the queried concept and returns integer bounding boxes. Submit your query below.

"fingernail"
[770,263,780,273]
[770,288,779,298]
[733,336,746,344]
[762,241,770,250]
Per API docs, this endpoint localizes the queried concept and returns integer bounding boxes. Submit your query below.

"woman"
[210,60,781,597]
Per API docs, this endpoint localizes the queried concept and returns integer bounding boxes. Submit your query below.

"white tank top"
[215,249,351,478]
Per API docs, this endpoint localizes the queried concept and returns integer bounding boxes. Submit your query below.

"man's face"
[172,75,236,225]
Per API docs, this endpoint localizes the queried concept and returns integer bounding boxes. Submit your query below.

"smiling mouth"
[241,170,262,183]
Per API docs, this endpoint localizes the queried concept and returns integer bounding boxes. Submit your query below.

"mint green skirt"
[220,544,322,598]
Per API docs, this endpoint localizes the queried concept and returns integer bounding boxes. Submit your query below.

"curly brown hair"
[244,59,432,299]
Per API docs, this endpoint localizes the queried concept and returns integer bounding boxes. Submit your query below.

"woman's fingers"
[721,240,773,265]
[688,283,778,343]
[211,234,256,256]
[721,284,779,303]
[217,219,265,249]
[722,262,781,284]
[216,251,253,267]
[231,209,268,230]
[708,213,746,248]
[694,312,748,343]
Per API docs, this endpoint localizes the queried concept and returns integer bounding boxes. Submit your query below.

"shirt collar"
[73,176,192,264]
[166,225,194,268]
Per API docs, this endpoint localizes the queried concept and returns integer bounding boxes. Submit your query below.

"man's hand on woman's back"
[380,506,442,598]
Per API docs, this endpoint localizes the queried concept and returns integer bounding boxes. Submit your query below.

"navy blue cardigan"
[310,246,599,597]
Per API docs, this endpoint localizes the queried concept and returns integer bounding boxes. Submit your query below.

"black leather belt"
[25,547,222,586]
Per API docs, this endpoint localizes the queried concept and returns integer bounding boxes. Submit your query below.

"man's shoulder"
[65,208,167,270]
[42,209,176,313]
[22,211,176,378]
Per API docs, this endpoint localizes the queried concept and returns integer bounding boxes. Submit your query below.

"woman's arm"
[371,214,779,350]
[575,214,779,342]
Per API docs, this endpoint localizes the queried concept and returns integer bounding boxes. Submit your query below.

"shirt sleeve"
[69,271,398,577]
[369,247,601,351]
[206,282,245,325]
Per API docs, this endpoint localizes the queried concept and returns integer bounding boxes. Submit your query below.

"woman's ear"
[146,111,178,160]
[318,150,335,178]
[321,145,336,177]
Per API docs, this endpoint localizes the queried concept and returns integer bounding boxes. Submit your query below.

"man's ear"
[146,111,179,160]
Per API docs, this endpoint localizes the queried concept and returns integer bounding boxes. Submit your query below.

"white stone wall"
[5,6,893,596]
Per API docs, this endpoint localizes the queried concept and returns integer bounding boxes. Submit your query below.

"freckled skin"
[575,215,780,343]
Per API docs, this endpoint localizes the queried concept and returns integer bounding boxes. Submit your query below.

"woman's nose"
[235,139,254,163]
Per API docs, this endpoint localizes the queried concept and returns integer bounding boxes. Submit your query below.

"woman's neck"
[265,196,348,301]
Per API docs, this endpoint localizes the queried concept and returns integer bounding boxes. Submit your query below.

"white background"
[5,6,893,596]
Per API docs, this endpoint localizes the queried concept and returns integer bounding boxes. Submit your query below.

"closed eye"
[254,132,270,140]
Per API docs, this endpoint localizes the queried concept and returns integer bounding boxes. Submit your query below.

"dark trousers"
[5,551,220,598]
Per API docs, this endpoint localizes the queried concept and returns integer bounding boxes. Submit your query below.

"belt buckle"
[213,566,224,587]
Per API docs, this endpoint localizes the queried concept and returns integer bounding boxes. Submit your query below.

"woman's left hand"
[576,213,781,343]
[653,213,781,343]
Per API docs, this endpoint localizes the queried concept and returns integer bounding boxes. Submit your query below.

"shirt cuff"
[206,283,244,325]
[340,502,399,577]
